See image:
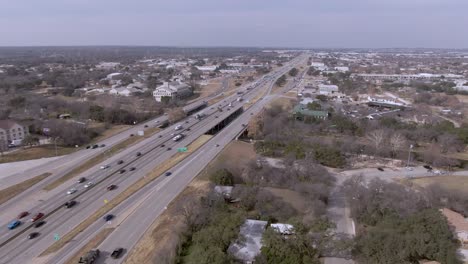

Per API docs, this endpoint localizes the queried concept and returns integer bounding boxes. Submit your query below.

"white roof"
[270,223,294,234]
[228,219,268,262]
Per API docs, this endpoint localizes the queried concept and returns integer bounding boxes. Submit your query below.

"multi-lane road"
[0,54,308,263]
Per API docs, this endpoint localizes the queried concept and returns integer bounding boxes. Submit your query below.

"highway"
[0,54,308,263]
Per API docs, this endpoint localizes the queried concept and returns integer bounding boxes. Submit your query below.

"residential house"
[153,81,192,102]
[0,119,29,147]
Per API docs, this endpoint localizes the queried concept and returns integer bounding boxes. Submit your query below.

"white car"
[84,182,93,188]
[100,165,110,170]
[67,188,77,195]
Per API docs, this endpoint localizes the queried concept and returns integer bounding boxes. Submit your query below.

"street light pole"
[406,144,413,168]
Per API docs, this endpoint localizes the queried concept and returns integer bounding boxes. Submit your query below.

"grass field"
[0,173,51,205]
[0,146,76,164]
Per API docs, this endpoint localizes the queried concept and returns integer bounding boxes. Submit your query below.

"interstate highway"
[0,55,307,263]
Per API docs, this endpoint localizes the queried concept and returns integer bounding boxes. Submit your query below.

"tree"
[288,67,299,77]
[22,135,39,147]
[366,129,385,155]
[389,132,405,158]
[209,169,234,186]
[275,75,287,87]
[167,107,186,123]
[315,94,327,102]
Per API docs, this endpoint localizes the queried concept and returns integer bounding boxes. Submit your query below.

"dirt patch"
[65,228,115,264]
[43,128,160,191]
[0,146,76,164]
[195,80,222,100]
[92,125,132,142]
[0,173,51,205]
[265,187,308,212]
[40,135,211,256]
[410,176,468,192]
[124,180,210,264]
[198,141,256,181]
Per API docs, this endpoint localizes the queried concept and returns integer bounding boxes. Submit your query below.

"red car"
[31,213,44,222]
[18,211,29,219]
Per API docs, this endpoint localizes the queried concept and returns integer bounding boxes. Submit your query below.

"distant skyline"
[0,0,467,48]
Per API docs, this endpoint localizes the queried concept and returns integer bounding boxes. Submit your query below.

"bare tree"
[167,107,186,123]
[366,129,385,156]
[389,132,406,158]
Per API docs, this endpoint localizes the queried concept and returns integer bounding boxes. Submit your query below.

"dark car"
[34,221,45,228]
[100,144,106,147]
[215,116,218,118]
[107,185,117,191]
[77,177,86,183]
[167,147,172,151]
[160,144,165,148]
[165,172,172,177]
[158,135,162,138]
[111,248,124,259]
[130,134,134,137]
[117,160,124,164]
[136,152,141,157]
[28,232,39,239]
[129,167,136,171]
[31,213,44,222]
[92,144,99,149]
[18,211,29,219]
[144,125,148,128]
[423,165,433,170]
[86,145,91,149]
[64,200,77,208]
[186,128,191,131]
[377,167,384,171]
[119,169,126,174]
[103,214,114,221]
[185,120,189,124]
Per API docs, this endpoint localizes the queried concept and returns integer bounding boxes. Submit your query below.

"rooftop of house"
[0,120,23,130]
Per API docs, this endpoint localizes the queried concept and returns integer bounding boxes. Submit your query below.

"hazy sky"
[0,0,467,48]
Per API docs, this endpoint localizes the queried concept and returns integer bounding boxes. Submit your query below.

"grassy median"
[0,173,52,205]
[43,128,160,191]
[40,135,212,256]
[65,228,115,263]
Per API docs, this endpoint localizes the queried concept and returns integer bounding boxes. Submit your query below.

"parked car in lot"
[67,188,77,195]
[64,200,77,208]
[31,213,44,222]
[84,182,93,188]
[28,232,39,239]
[107,185,117,191]
[7,220,21,230]
[111,248,124,259]
[103,214,114,221]
[18,211,29,219]
[77,177,86,183]
[34,221,45,228]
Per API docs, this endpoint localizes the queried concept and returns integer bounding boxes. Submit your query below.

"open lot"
[0,145,76,164]
[410,176,468,192]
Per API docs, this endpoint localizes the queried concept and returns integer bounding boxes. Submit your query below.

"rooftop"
[228,219,268,262]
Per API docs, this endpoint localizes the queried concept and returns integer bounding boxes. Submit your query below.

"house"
[318,84,339,95]
[228,219,268,263]
[270,223,294,235]
[293,104,329,120]
[367,95,406,109]
[153,81,192,102]
[109,87,139,97]
[440,208,468,245]
[0,119,29,147]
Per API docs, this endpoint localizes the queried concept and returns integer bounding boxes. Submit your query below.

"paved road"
[0,55,308,263]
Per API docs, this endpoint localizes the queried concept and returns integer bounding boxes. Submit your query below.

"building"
[318,84,339,95]
[334,66,349,72]
[228,220,268,263]
[293,104,329,120]
[367,96,407,109]
[0,119,29,148]
[153,81,192,102]
[270,223,294,235]
[109,87,138,97]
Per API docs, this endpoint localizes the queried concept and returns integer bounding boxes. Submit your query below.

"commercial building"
[153,81,192,102]
[0,119,29,148]
[318,84,339,95]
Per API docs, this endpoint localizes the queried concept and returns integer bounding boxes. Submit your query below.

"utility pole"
[406,144,413,168]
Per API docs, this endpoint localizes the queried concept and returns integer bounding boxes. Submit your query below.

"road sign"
[54,234,60,241]
[177,147,188,152]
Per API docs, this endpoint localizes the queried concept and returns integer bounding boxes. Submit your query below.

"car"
[227,108,230,111]
[86,145,91,149]
[377,167,384,171]
[167,147,172,151]
[423,165,433,170]
[160,144,166,148]
[117,160,124,164]
[185,120,189,124]
[92,144,99,149]
[28,232,39,239]
[107,185,117,191]
[67,188,77,195]
[144,125,148,128]
[111,247,124,259]
[64,200,77,208]
[100,144,106,148]
[7,220,21,230]
[130,134,134,137]
[129,167,136,171]
[103,214,114,221]
[186,128,191,131]
[18,211,29,219]
[250,113,254,115]
[215,144,220,147]
[241,124,246,127]
[158,135,162,138]
[165,172,172,177]
[155,120,160,123]
[100,165,110,170]
[215,116,218,118]
[34,221,45,228]
[136,152,142,157]
[77,177,86,183]
[84,182,93,188]
[119,169,126,174]
[31,213,44,222]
